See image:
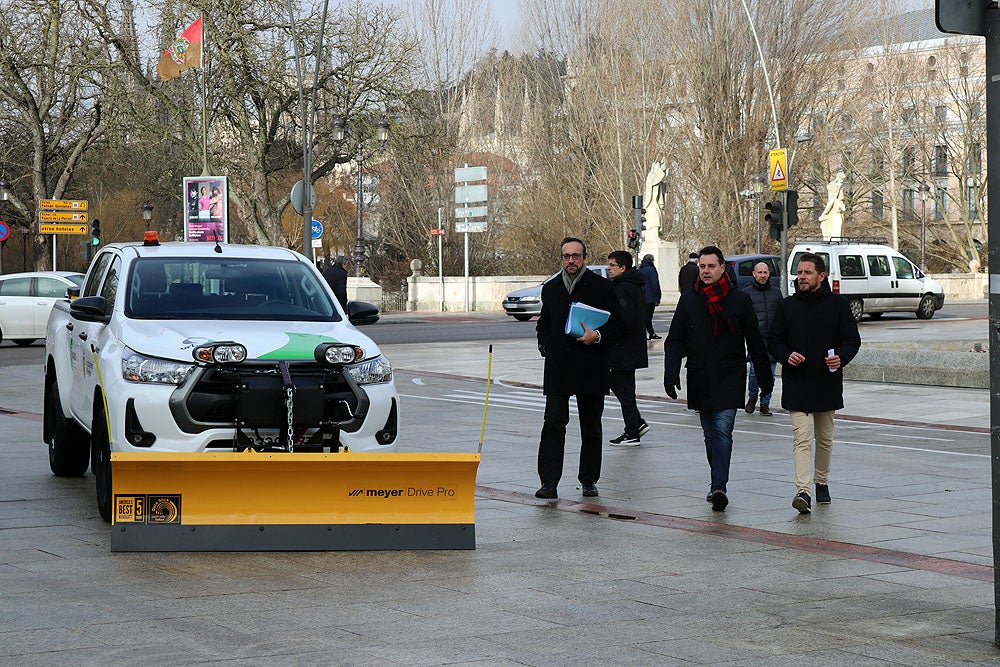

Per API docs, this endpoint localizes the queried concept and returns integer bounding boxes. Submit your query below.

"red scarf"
[695,272,735,336]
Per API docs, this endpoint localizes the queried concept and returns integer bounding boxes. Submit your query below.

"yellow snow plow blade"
[110,451,479,552]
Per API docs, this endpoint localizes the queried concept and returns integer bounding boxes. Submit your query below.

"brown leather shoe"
[759,405,772,416]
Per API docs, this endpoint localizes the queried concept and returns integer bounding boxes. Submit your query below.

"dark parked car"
[502,265,609,321]
[725,254,781,289]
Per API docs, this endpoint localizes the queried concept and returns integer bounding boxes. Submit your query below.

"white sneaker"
[609,433,641,446]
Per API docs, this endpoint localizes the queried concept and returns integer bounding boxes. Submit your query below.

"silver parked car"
[0,271,84,345]
[502,266,609,321]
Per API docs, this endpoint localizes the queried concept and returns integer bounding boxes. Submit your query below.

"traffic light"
[764,200,783,241]
[630,194,645,251]
[627,229,640,250]
[90,218,101,246]
[786,190,799,227]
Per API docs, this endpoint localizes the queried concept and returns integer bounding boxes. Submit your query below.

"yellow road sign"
[39,211,88,222]
[39,199,88,211]
[39,223,89,234]
[769,148,787,192]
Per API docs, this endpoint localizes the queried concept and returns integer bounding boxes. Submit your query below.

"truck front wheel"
[46,381,89,477]
[92,406,113,523]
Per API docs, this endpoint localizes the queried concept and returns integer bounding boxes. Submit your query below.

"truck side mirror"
[347,301,380,326]
[70,296,110,322]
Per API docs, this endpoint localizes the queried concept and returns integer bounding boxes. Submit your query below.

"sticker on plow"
[115,494,182,524]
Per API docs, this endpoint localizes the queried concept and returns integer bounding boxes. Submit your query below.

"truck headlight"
[345,355,392,384]
[122,350,195,385]
[193,342,247,364]
[314,342,364,366]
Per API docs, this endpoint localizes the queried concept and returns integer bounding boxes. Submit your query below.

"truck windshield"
[124,258,339,321]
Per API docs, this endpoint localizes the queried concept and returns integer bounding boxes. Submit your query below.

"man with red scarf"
[663,246,773,511]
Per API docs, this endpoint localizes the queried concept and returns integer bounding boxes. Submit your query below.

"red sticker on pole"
[0,221,10,242]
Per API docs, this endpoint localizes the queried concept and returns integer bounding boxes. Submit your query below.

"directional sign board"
[455,206,488,218]
[39,223,88,235]
[454,166,487,183]
[455,221,487,233]
[455,184,488,204]
[39,199,88,211]
[40,211,88,222]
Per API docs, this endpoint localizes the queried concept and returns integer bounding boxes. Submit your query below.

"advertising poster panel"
[183,176,228,242]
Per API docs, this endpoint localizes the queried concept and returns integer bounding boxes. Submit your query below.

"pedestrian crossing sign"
[769,148,787,192]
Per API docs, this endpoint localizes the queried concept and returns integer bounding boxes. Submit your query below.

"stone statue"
[819,171,847,240]
[642,159,668,243]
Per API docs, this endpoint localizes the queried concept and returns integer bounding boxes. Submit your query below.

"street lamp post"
[750,174,767,253]
[0,178,10,275]
[333,116,390,277]
[142,202,154,230]
[919,183,930,270]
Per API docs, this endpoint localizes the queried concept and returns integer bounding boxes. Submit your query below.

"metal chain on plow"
[285,385,295,451]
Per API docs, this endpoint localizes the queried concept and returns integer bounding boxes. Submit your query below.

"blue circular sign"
[311,219,323,239]
[0,221,9,243]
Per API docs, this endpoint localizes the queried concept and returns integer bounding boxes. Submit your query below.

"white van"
[787,238,945,321]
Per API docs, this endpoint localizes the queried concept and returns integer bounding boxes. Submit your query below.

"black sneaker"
[534,485,557,499]
[609,432,640,446]
[710,489,728,511]
[792,491,811,513]
[649,333,661,340]
[637,421,650,438]
[745,397,757,414]
[581,483,599,497]
[815,484,831,504]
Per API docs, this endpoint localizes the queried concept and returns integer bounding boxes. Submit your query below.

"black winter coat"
[678,261,699,294]
[741,280,782,362]
[767,280,862,413]
[664,286,772,411]
[638,259,661,304]
[323,264,349,308]
[608,268,648,371]
[536,267,624,396]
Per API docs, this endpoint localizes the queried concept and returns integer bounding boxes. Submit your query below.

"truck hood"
[116,318,378,363]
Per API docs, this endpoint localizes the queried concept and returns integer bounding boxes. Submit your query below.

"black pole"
[986,0,1000,647]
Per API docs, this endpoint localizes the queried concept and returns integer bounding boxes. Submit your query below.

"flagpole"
[200,13,209,177]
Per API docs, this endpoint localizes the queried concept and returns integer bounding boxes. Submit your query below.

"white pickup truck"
[44,238,399,521]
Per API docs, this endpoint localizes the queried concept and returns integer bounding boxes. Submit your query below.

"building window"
[934,145,948,176]
[968,185,978,219]
[935,105,948,123]
[901,147,915,175]
[927,55,937,80]
[901,108,915,123]
[872,108,883,125]
[903,188,916,216]
[969,143,982,176]
[872,190,884,218]
[960,51,970,77]
[934,186,946,220]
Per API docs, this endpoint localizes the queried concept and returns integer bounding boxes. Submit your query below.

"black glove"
[664,378,681,400]
[538,343,546,358]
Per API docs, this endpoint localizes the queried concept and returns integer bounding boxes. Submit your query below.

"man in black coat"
[741,262,781,416]
[677,252,699,294]
[663,246,772,511]
[768,253,861,514]
[535,237,623,500]
[607,250,649,446]
[638,254,662,339]
[323,256,349,309]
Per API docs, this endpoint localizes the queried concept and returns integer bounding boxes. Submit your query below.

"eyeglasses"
[607,262,620,268]
[560,253,583,261]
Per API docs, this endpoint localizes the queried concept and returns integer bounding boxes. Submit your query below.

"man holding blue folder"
[535,237,623,500]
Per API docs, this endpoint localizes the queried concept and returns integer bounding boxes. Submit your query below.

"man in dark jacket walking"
[607,251,649,446]
[677,252,699,294]
[741,262,781,416]
[768,253,861,514]
[664,246,773,511]
[638,254,662,339]
[535,238,623,500]
[323,256,349,309]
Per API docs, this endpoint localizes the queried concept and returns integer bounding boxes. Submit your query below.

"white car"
[44,240,399,521]
[0,271,84,345]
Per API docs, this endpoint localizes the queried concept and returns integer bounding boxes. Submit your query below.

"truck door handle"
[78,331,88,341]
[65,322,74,332]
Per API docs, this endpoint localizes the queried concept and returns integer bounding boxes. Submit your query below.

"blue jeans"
[748,361,777,406]
[699,409,736,493]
